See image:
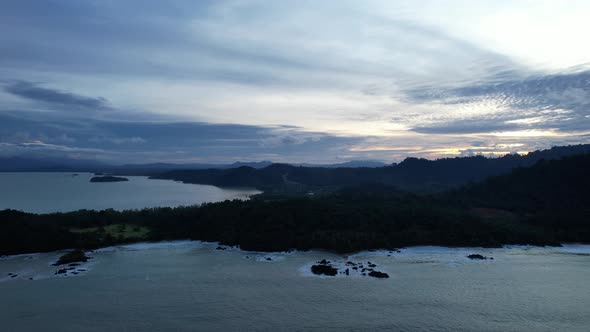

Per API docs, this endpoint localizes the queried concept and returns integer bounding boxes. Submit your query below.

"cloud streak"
[3,81,108,110]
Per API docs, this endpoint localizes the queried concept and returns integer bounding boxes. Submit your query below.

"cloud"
[0,111,365,163]
[2,81,108,110]
[0,141,104,159]
[412,119,520,135]
[405,70,590,135]
[0,1,589,163]
[88,136,146,145]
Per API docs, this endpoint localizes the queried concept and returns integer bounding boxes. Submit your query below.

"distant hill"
[450,153,590,212]
[445,154,590,243]
[152,144,590,193]
[296,160,387,168]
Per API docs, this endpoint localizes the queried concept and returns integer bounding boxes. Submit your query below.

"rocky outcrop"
[90,176,129,183]
[311,264,338,276]
[368,271,389,278]
[467,254,491,260]
[53,249,91,266]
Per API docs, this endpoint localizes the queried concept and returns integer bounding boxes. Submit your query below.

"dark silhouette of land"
[90,176,129,183]
[151,144,590,193]
[1,148,589,255]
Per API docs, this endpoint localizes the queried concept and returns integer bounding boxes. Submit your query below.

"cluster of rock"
[53,249,91,266]
[311,259,389,279]
[52,249,92,277]
[55,266,87,276]
[311,259,338,276]
[467,254,494,260]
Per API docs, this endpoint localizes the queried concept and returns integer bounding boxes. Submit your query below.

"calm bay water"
[1,243,589,331]
[0,172,260,213]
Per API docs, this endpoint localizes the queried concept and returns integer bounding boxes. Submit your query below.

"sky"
[1,0,589,164]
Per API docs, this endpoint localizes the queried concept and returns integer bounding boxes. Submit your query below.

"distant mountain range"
[2,145,590,192]
[151,144,590,193]
[0,157,386,173]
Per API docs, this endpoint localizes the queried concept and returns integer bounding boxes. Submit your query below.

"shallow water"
[1,243,589,331]
[0,172,259,213]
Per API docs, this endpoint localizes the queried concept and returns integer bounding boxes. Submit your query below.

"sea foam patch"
[553,244,590,255]
[349,246,496,266]
[94,240,203,252]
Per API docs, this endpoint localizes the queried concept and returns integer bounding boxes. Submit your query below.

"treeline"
[0,191,556,256]
[447,154,590,243]
[152,144,590,193]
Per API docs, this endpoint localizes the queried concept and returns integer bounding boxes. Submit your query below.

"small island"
[90,176,129,183]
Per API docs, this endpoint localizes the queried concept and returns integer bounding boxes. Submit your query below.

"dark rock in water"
[72,174,79,177]
[467,254,487,260]
[53,249,91,266]
[362,273,366,276]
[29,278,33,280]
[368,263,377,268]
[79,269,87,272]
[387,255,391,257]
[90,176,129,183]
[216,246,226,250]
[56,269,68,275]
[11,274,17,278]
[368,271,389,278]
[319,259,329,265]
[352,266,358,270]
[490,257,494,260]
[345,268,349,275]
[311,264,338,276]
[266,257,272,261]
[346,261,355,266]
[72,272,79,275]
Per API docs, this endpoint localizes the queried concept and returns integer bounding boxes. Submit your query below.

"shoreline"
[3,240,590,260]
